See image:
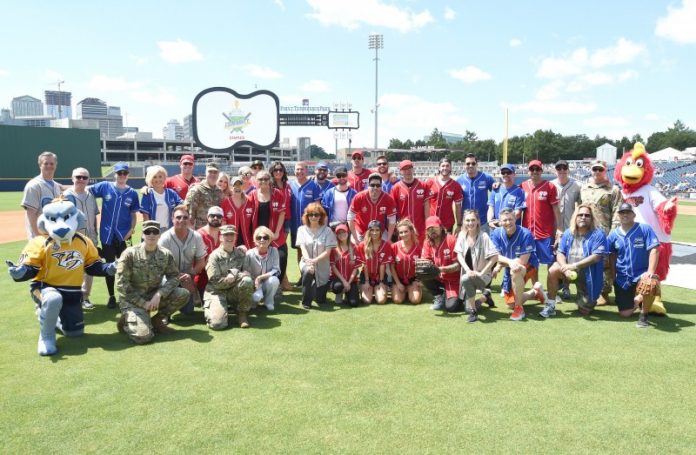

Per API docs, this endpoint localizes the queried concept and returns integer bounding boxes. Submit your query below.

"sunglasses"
[257,177,270,182]
[335,173,347,178]
[529,167,542,172]
[352,156,364,160]
[369,183,381,188]
[376,162,388,166]
[208,214,223,219]
[465,162,477,167]
[308,213,321,218]
[243,173,252,177]
[116,171,129,176]
[273,168,284,173]
[501,171,513,175]
[556,166,568,171]
[143,229,159,235]
[592,168,605,172]
[256,235,270,241]
[577,213,592,218]
[174,215,190,220]
[74,175,89,180]
[182,162,194,166]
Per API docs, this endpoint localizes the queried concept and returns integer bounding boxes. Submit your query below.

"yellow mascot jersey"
[19,233,101,290]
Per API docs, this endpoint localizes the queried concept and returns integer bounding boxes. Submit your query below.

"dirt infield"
[0,211,26,244]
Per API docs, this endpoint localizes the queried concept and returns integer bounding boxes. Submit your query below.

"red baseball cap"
[528,160,543,169]
[180,154,195,164]
[399,160,414,170]
[425,216,443,230]
[351,150,364,158]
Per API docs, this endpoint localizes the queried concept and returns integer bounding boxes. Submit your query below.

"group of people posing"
[19,150,665,348]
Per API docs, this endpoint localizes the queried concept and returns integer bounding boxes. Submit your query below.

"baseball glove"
[415,259,440,282]
[636,275,660,296]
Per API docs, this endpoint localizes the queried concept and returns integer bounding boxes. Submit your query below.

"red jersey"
[248,188,287,248]
[390,179,430,246]
[347,168,372,192]
[330,246,360,283]
[391,241,421,284]
[165,174,200,200]
[427,177,464,230]
[521,179,559,240]
[220,196,254,248]
[356,240,394,281]
[348,190,397,238]
[194,226,221,290]
[422,234,460,298]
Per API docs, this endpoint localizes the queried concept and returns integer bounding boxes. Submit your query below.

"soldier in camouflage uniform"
[203,224,254,329]
[116,220,190,344]
[580,159,623,304]
[184,162,222,229]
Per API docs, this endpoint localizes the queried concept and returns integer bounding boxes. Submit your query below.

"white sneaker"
[265,302,275,311]
[532,282,548,304]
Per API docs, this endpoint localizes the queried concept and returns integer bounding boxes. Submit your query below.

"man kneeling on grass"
[203,224,253,329]
[490,208,548,321]
[116,220,190,344]
[543,203,608,317]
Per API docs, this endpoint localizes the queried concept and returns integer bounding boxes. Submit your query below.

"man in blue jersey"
[487,164,525,230]
[608,202,660,328]
[457,153,496,232]
[490,208,547,321]
[313,161,335,200]
[291,162,322,282]
[90,162,140,308]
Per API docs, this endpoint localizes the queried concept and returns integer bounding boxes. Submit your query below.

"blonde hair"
[362,225,382,260]
[396,219,418,246]
[462,209,481,237]
[145,165,168,186]
[570,203,597,236]
[253,226,274,242]
[217,172,232,197]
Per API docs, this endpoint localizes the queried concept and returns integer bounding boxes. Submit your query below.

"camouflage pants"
[121,288,190,344]
[203,277,253,330]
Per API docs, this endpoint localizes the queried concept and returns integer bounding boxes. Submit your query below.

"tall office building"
[163,119,184,140]
[11,95,44,117]
[76,97,123,138]
[183,114,193,140]
[298,137,311,161]
[45,90,72,119]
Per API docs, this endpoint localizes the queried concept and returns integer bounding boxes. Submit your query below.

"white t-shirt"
[153,190,169,229]
[623,185,670,242]
[332,190,349,222]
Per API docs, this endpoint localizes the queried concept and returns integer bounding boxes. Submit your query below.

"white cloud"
[241,64,283,79]
[537,48,588,79]
[301,79,330,92]
[590,38,645,67]
[448,65,491,83]
[128,54,148,65]
[157,39,203,64]
[88,75,144,92]
[618,69,639,81]
[306,0,434,33]
[130,88,177,106]
[509,100,597,115]
[444,7,456,21]
[583,116,629,128]
[537,38,644,79]
[274,0,285,10]
[515,117,557,133]
[656,0,696,44]
[0,69,8,77]
[378,94,469,142]
[509,38,522,48]
[535,81,564,101]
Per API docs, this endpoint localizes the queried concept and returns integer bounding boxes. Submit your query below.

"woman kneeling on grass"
[355,220,393,305]
[330,223,360,307]
[454,210,498,322]
[390,219,423,305]
[243,226,281,311]
[296,203,337,310]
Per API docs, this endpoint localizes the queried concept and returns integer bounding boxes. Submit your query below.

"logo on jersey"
[379,207,387,214]
[538,191,548,201]
[446,190,454,198]
[634,238,645,249]
[624,196,644,207]
[51,251,84,271]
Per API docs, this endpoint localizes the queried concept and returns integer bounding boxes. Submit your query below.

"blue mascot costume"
[7,197,116,356]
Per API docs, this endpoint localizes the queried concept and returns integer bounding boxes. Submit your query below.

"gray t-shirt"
[158,228,207,274]
[64,189,100,245]
[21,175,62,239]
[551,178,581,231]
[296,225,338,287]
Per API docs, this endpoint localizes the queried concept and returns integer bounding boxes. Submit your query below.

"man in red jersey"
[427,158,463,233]
[165,155,200,200]
[348,173,397,243]
[347,150,372,192]
[390,160,430,248]
[421,216,461,312]
[520,160,562,282]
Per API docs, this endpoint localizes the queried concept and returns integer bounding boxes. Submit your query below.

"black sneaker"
[107,296,117,309]
[482,289,496,308]
[636,313,649,328]
[467,311,478,323]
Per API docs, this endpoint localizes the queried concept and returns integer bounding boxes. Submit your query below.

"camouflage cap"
[206,162,220,171]
[142,220,161,233]
[220,224,237,235]
[591,159,607,170]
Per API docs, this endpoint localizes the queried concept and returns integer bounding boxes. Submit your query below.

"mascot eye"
[48,216,57,222]
[63,213,71,221]
[625,158,633,166]
[635,158,644,168]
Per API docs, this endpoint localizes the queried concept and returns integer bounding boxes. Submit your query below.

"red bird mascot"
[613,142,677,315]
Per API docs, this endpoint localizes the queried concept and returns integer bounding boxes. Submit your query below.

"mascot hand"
[6,260,28,280]
[105,261,118,276]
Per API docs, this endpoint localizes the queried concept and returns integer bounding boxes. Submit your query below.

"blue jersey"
[315,179,335,201]
[290,179,321,231]
[139,188,183,228]
[558,228,608,302]
[490,225,539,270]
[488,184,526,224]
[607,222,659,290]
[457,172,495,223]
[90,182,140,245]
[382,177,399,194]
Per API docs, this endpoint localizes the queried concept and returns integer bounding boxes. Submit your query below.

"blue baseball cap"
[316,161,329,170]
[500,163,515,173]
[114,162,129,173]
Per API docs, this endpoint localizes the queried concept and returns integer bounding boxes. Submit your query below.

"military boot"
[238,312,250,329]
[117,314,126,334]
[152,314,175,334]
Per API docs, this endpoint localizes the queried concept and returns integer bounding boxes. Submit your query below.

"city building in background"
[163,118,184,141]
[298,137,311,161]
[11,95,43,117]
[76,97,123,139]
[45,90,72,119]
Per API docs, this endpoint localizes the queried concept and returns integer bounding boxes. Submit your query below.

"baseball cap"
[425,216,443,230]
[528,160,543,170]
[367,220,381,230]
[142,220,161,233]
[114,162,129,173]
[316,161,329,170]
[230,176,243,186]
[399,160,414,170]
[220,225,237,235]
[206,162,220,171]
[618,202,634,213]
[334,223,349,234]
[368,172,382,183]
[500,163,515,173]
[334,166,348,175]
[180,154,195,164]
[591,159,607,170]
[207,206,224,217]
[555,160,569,169]
[238,166,252,176]
[351,150,364,158]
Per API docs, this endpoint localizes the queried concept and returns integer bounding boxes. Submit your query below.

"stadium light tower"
[368,34,383,150]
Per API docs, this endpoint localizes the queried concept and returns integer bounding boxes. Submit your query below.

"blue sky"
[2,0,695,155]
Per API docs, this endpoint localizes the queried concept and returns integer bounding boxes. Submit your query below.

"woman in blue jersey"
[140,165,182,230]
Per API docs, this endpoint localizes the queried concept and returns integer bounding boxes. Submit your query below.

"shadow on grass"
[574,305,695,333]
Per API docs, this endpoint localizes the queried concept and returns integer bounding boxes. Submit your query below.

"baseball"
[568,271,578,281]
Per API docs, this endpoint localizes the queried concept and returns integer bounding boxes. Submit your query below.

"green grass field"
[2,192,696,453]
